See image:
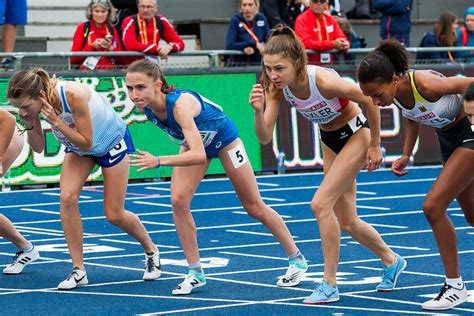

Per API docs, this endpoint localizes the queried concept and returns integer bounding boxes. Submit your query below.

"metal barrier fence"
[0,46,473,71]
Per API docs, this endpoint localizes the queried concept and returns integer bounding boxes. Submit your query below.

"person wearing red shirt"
[71,0,124,70]
[121,0,184,63]
[294,0,349,64]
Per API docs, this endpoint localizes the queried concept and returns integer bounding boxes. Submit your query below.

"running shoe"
[376,254,407,291]
[172,270,206,295]
[422,283,468,310]
[143,249,162,280]
[276,258,308,287]
[303,280,340,304]
[57,267,88,290]
[3,245,40,274]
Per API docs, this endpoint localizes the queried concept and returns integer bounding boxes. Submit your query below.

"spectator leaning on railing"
[417,11,460,62]
[71,0,124,70]
[121,0,184,63]
[455,6,474,62]
[225,0,270,66]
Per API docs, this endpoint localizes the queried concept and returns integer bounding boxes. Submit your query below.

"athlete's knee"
[171,193,192,215]
[422,198,445,224]
[60,191,80,211]
[338,218,359,234]
[310,200,332,220]
[105,210,126,226]
[242,198,266,219]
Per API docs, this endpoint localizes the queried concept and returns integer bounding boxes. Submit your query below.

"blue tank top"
[53,82,126,156]
[143,89,228,147]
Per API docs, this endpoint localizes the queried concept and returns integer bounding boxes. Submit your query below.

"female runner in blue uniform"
[358,39,474,311]
[249,25,405,304]
[126,59,308,295]
[7,68,161,290]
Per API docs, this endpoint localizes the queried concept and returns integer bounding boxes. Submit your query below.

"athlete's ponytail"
[262,24,307,92]
[357,39,409,84]
[126,59,175,94]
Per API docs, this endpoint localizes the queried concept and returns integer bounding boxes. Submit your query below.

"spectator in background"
[295,0,349,65]
[455,7,474,62]
[335,16,365,62]
[372,0,413,46]
[122,0,184,63]
[225,0,270,66]
[417,11,460,63]
[110,0,138,37]
[0,0,27,70]
[71,0,124,70]
[261,0,308,29]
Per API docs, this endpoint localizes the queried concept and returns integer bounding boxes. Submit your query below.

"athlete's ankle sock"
[21,242,34,253]
[288,250,305,265]
[446,276,463,289]
[189,262,203,275]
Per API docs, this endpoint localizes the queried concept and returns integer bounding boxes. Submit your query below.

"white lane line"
[355,266,444,278]
[262,197,286,202]
[219,251,288,261]
[42,192,92,199]
[226,229,274,237]
[357,205,391,211]
[133,201,172,207]
[232,211,291,218]
[99,238,179,249]
[350,242,429,251]
[20,208,60,215]
[366,223,408,229]
[144,187,170,191]
[140,221,175,227]
[356,191,377,195]
[257,182,279,187]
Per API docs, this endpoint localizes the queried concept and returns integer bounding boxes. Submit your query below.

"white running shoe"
[172,270,206,295]
[57,267,88,290]
[143,249,161,280]
[422,283,468,310]
[276,259,308,287]
[3,245,40,274]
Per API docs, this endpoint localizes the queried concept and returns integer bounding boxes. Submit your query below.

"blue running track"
[0,166,472,315]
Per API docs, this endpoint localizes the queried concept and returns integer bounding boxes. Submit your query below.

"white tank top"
[51,82,126,156]
[393,71,462,129]
[282,65,345,125]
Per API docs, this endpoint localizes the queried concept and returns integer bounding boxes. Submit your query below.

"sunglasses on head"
[91,0,110,6]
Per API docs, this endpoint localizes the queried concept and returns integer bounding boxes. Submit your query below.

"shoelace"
[434,284,451,301]
[145,256,155,272]
[66,269,80,281]
[11,251,24,264]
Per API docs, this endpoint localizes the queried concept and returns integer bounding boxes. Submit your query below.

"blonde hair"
[240,0,260,8]
[262,25,308,92]
[86,0,116,24]
[126,59,175,94]
[7,68,62,115]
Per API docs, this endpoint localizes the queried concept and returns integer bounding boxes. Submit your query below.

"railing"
[1,46,473,71]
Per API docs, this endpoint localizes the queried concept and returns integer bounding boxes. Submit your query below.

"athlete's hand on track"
[391,156,410,176]
[249,84,265,112]
[366,144,383,172]
[129,149,160,172]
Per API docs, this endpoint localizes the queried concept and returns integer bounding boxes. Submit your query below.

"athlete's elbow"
[80,141,93,152]
[258,135,273,145]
